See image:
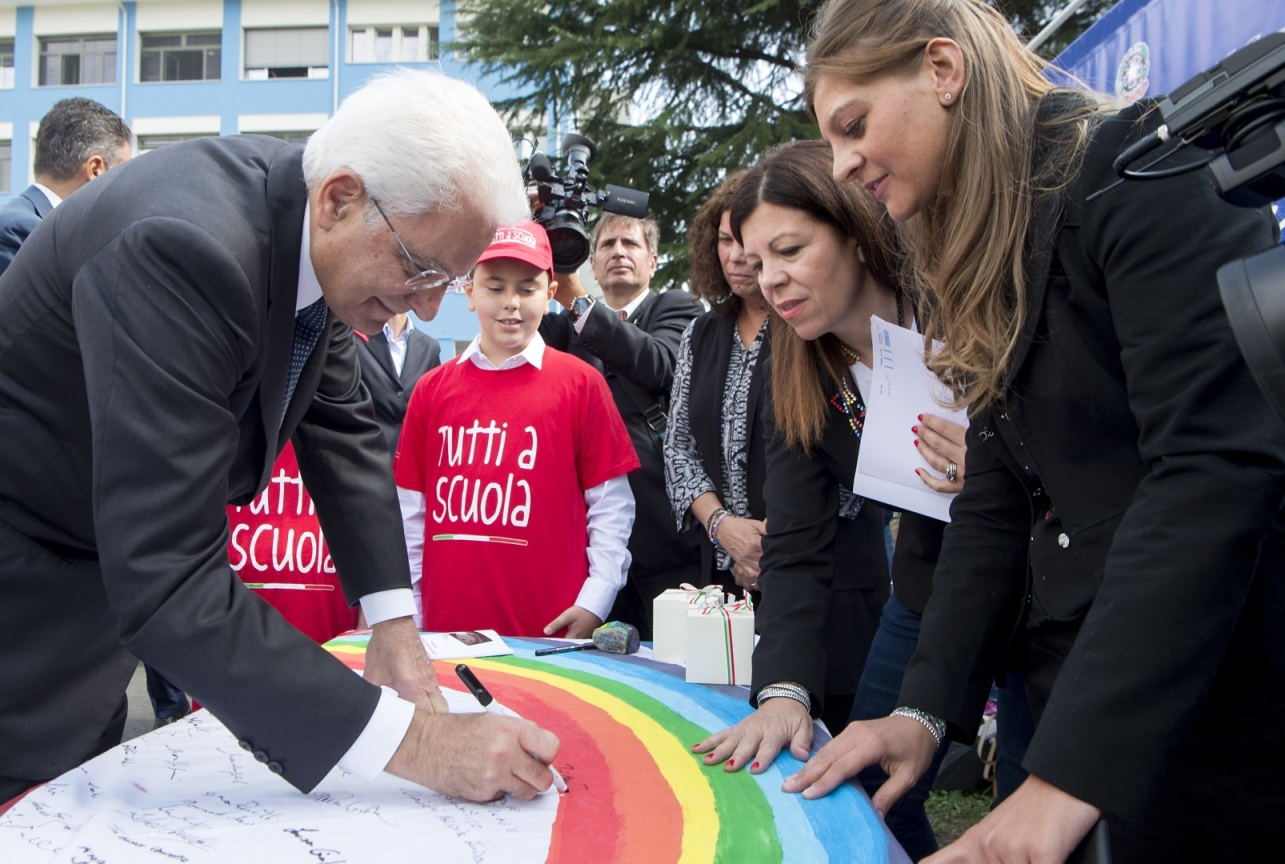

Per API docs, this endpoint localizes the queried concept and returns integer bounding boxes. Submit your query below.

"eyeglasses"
[369,195,467,292]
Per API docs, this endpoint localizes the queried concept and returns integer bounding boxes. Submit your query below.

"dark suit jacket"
[750,366,891,711]
[540,289,703,573]
[0,136,409,792]
[685,311,772,584]
[900,96,1285,821]
[354,327,441,455]
[0,185,55,275]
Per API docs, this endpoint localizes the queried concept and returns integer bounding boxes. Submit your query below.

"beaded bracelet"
[756,681,812,714]
[890,707,947,747]
[706,508,730,548]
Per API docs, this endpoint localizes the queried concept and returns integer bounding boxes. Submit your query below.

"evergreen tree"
[455,0,1111,288]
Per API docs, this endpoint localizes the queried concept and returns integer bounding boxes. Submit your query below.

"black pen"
[455,664,567,793]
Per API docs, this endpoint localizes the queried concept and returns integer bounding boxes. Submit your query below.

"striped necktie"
[282,297,329,424]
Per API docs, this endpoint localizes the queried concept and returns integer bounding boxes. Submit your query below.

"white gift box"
[652,583,723,664]
[685,600,754,686]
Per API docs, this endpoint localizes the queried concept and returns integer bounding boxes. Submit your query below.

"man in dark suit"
[354,311,441,457]
[0,99,191,729]
[0,70,558,806]
[540,214,702,636]
[0,97,132,274]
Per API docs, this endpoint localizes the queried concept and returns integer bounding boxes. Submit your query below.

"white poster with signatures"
[0,691,558,863]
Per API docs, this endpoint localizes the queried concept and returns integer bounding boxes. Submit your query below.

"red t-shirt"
[394,347,639,636]
[226,442,357,645]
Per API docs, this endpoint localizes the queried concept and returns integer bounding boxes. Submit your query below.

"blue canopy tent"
[1051,0,1285,226]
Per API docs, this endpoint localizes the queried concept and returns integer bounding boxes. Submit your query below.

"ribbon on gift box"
[677,582,726,608]
[697,594,753,685]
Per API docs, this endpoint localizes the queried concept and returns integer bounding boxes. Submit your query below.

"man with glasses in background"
[0,70,562,807]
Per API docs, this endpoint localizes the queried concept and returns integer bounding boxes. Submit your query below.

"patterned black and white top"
[664,317,769,572]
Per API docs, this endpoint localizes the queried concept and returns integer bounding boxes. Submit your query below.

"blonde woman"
[784,1,1285,862]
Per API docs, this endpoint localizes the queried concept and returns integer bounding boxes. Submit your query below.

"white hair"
[303,68,528,226]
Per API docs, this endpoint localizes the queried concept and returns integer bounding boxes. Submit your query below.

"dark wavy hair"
[686,171,747,316]
[730,139,903,452]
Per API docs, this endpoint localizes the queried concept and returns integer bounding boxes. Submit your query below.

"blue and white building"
[0,0,529,350]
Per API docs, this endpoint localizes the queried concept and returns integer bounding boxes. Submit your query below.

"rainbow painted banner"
[326,632,904,864]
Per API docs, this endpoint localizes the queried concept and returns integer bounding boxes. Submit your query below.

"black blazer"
[900,97,1285,821]
[685,311,772,583]
[355,327,441,456]
[0,137,408,792]
[541,290,703,572]
[750,365,891,710]
[0,185,55,276]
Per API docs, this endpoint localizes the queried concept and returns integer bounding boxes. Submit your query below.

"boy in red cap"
[393,222,640,638]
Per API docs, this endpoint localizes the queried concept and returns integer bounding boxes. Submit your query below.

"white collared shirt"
[33,183,63,209]
[398,330,635,625]
[384,320,412,377]
[455,331,546,371]
[293,204,419,781]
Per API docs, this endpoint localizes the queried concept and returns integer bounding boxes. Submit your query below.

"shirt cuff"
[573,297,609,335]
[336,685,416,780]
[360,588,418,627]
[574,576,619,623]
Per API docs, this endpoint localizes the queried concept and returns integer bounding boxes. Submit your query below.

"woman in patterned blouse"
[664,171,773,597]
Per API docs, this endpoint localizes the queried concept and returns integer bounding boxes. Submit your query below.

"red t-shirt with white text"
[394,348,639,636]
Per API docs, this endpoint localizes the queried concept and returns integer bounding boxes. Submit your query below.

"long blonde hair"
[805,0,1108,412]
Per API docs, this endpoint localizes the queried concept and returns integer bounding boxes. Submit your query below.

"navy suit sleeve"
[0,209,41,276]
[293,320,411,602]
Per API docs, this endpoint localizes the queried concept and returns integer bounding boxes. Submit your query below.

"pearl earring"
[943,93,953,103]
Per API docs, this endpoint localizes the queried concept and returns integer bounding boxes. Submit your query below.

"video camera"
[524,133,649,273]
[1112,32,1285,419]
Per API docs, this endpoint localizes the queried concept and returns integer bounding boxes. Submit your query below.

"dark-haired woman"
[690,139,973,860]
[787,1,1285,861]
[664,172,772,599]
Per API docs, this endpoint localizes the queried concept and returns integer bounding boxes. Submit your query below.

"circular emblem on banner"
[1115,41,1151,103]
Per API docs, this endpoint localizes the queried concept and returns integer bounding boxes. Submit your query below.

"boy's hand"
[543,606,603,639]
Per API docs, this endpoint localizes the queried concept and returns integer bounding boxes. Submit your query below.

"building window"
[244,28,328,79]
[39,34,117,87]
[140,32,221,82]
[137,133,217,154]
[349,25,436,63]
[0,40,13,89]
[0,141,10,194]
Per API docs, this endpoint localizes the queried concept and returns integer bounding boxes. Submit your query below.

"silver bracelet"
[756,681,812,714]
[890,707,947,747]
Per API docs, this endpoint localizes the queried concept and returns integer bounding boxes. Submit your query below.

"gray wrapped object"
[592,621,640,654]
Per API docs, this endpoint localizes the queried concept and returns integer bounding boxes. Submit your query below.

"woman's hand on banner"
[691,696,813,775]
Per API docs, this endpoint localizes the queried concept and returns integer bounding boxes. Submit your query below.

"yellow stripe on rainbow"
[471,658,720,864]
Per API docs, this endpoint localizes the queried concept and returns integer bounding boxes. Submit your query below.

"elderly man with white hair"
[0,69,558,806]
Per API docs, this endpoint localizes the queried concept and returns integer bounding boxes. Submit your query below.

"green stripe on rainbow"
[320,633,885,863]
[476,655,783,864]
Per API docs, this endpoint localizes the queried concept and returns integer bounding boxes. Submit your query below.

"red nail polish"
[726,759,735,768]
[918,414,923,421]
[751,762,760,771]
[914,439,919,447]
[911,425,918,434]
